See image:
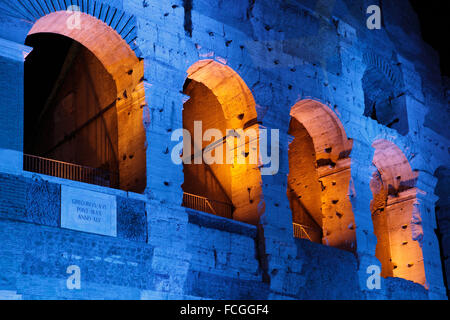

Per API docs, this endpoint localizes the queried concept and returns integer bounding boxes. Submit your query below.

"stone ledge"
[0,172,147,243]
[0,37,32,61]
[186,209,257,238]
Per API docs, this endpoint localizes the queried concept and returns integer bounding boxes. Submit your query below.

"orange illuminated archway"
[25,11,146,192]
[186,60,258,126]
[28,11,143,95]
[182,60,262,225]
[370,139,425,285]
[288,99,356,251]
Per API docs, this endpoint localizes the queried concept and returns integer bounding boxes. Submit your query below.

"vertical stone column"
[414,171,447,299]
[434,168,450,298]
[143,80,192,298]
[385,189,426,283]
[144,81,185,203]
[0,38,31,175]
[348,138,385,298]
[259,127,304,298]
[229,122,264,225]
[116,80,148,192]
[397,55,428,135]
[318,158,356,251]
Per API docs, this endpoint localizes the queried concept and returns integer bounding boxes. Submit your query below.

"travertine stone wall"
[26,37,119,173]
[0,0,448,300]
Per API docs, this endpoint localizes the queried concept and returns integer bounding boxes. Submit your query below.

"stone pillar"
[349,138,386,299]
[144,82,185,204]
[318,158,356,251]
[143,80,192,298]
[145,199,192,299]
[414,170,447,299]
[397,55,428,135]
[0,38,31,175]
[116,81,148,192]
[259,128,304,298]
[385,189,426,284]
[434,168,450,298]
[229,122,264,225]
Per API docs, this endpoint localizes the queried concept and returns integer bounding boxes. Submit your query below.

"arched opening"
[370,139,425,285]
[181,60,262,225]
[24,33,120,187]
[23,12,146,193]
[362,66,408,135]
[288,99,356,252]
[434,166,450,296]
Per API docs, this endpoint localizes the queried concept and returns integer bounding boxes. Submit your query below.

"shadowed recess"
[23,11,146,193]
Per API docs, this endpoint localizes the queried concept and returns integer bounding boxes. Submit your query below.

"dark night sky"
[409,0,450,77]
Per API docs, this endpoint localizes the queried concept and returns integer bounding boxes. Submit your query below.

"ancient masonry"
[0,0,448,300]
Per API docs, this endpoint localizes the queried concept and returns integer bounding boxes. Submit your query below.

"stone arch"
[182,59,262,225]
[28,11,143,96]
[370,139,426,285]
[363,52,403,88]
[186,60,258,127]
[288,99,356,252]
[23,10,146,192]
[362,53,409,135]
[433,166,450,296]
[9,1,140,49]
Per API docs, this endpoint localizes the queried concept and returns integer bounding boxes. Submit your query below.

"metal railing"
[23,154,119,188]
[182,192,234,219]
[293,223,315,241]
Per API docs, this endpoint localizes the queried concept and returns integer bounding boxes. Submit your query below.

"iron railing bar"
[183,192,233,207]
[23,154,118,189]
[24,154,114,176]
[182,192,233,219]
[293,223,313,241]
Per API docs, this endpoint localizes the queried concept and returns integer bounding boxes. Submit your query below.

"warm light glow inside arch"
[371,139,425,285]
[290,99,352,162]
[26,11,146,192]
[288,99,356,252]
[183,60,262,225]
